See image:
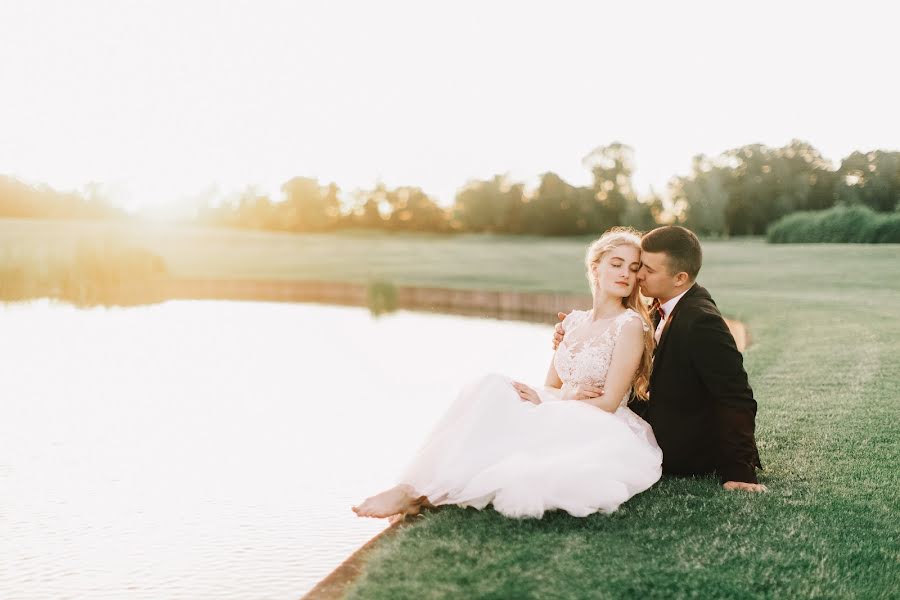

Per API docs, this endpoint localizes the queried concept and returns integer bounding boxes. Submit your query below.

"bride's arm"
[580,318,644,413]
[542,350,606,403]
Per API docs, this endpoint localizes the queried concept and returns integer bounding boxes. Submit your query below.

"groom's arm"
[689,310,762,486]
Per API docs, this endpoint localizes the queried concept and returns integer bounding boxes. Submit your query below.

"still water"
[0,300,552,598]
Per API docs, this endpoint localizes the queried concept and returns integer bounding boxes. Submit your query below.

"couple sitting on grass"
[354,225,765,521]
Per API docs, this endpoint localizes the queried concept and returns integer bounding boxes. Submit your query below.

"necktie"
[652,299,667,345]
[651,298,665,319]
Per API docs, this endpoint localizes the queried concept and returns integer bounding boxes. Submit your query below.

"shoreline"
[165,277,591,325]
[7,277,748,350]
[301,518,415,600]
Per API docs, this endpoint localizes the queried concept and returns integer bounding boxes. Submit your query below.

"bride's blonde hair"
[584,227,654,401]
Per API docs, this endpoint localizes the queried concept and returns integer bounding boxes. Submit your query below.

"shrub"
[767,205,900,243]
[871,213,900,243]
[367,280,397,315]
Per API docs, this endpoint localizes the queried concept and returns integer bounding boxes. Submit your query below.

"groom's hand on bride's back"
[552,312,568,350]
[723,481,768,493]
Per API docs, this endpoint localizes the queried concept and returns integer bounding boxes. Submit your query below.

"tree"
[672,140,838,236]
[0,175,121,220]
[672,155,730,236]
[836,150,900,212]
[720,141,836,235]
[384,186,447,232]
[280,177,341,231]
[522,172,591,235]
[236,187,276,230]
[452,174,525,233]
[622,190,663,233]
[582,142,636,229]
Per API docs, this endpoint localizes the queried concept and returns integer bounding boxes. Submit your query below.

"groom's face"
[637,251,679,300]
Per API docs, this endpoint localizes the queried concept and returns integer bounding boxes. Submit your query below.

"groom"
[553,226,765,492]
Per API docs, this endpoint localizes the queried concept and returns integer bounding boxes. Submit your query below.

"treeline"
[197,178,450,233]
[198,143,660,235]
[0,176,123,220]
[197,141,899,237]
[3,141,899,237]
[674,142,899,236]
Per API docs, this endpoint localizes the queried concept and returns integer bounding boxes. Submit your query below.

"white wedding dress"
[398,308,662,518]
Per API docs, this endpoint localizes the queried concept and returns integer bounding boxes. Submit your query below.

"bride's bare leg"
[352,484,427,518]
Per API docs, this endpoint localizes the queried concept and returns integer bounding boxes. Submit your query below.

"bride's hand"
[562,383,605,401]
[511,381,541,404]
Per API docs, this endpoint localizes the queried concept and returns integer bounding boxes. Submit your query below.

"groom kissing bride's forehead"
[561,225,765,492]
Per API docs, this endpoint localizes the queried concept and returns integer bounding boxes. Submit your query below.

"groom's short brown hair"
[641,226,702,280]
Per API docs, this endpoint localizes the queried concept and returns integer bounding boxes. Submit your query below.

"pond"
[0,300,553,598]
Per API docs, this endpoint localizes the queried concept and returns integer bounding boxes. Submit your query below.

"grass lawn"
[3,219,900,598]
[341,241,900,598]
[0,218,605,292]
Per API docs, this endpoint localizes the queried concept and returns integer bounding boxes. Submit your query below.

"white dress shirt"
[654,288,690,344]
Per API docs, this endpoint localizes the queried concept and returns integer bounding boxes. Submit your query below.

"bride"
[353,227,662,519]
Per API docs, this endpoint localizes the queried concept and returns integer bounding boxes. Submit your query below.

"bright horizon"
[1,0,898,214]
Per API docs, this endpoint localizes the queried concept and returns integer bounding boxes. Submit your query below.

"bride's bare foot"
[352,485,421,518]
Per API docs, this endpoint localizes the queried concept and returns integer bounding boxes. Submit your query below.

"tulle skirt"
[398,373,663,518]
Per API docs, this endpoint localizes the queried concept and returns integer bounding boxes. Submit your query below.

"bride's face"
[592,244,641,298]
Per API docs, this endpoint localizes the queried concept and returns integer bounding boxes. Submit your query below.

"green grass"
[0,218,599,292]
[3,219,900,598]
[345,316,899,598]
[341,241,900,598]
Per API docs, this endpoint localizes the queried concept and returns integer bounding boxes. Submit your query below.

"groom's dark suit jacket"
[630,283,762,483]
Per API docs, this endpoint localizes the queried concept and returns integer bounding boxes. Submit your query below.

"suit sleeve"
[689,311,762,483]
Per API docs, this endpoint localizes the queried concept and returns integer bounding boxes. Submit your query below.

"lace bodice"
[554,309,649,408]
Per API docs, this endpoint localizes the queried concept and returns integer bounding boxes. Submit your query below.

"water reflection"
[0,236,168,307]
[0,300,553,598]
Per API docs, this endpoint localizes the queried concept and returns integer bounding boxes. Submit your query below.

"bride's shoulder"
[619,308,651,333]
[563,309,590,328]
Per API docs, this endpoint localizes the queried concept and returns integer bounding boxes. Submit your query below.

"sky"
[1,0,898,213]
